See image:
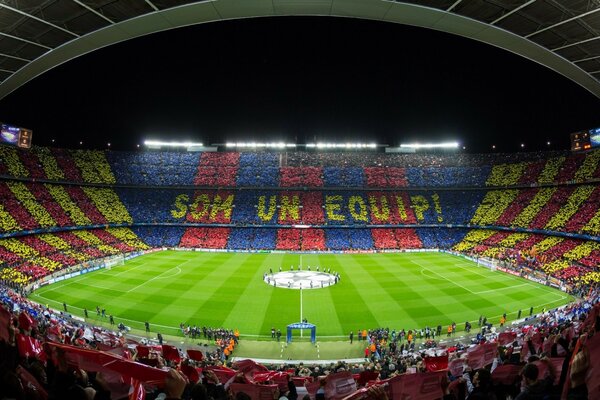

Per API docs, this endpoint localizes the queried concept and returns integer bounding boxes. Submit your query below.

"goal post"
[104,254,124,270]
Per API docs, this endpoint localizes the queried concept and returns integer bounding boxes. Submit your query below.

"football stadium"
[1,2,600,400]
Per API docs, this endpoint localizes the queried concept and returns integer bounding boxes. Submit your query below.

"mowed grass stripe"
[292,254,345,336]
[29,251,574,336]
[350,254,423,328]
[389,255,474,311]
[223,253,285,334]
[97,253,218,331]
[197,253,267,328]
[319,254,379,335]
[118,253,241,326]
[258,253,315,336]
[407,255,500,320]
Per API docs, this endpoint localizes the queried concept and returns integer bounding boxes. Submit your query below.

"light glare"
[400,142,459,149]
[144,140,203,147]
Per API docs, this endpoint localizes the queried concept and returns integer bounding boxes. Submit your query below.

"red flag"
[531,332,543,352]
[129,379,145,400]
[356,370,379,387]
[229,383,278,399]
[206,365,237,384]
[18,311,34,331]
[47,342,169,385]
[533,358,564,386]
[187,349,204,361]
[16,365,48,400]
[340,387,368,400]
[580,303,600,334]
[491,364,522,385]
[448,359,464,377]
[161,345,181,363]
[482,342,498,366]
[16,334,45,360]
[424,355,448,372]
[467,345,485,370]
[234,359,269,374]
[234,359,269,383]
[387,371,445,400]
[293,376,312,386]
[136,345,150,358]
[180,364,201,384]
[520,343,531,362]
[324,371,357,400]
[584,332,600,398]
[253,371,289,390]
[304,379,321,398]
[0,305,11,342]
[498,332,517,346]
[467,342,498,370]
[543,335,556,354]
[106,346,132,359]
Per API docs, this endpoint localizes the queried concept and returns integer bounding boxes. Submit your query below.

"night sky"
[0,16,599,153]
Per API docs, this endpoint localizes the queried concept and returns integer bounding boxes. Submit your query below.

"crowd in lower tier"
[0,283,598,400]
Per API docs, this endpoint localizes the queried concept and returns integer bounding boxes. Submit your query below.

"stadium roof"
[0,0,600,100]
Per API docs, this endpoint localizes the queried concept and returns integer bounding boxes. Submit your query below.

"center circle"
[263,270,340,290]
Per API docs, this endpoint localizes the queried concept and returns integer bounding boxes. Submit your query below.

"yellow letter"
[395,195,408,221]
[368,195,389,221]
[410,195,430,221]
[280,195,300,221]
[348,195,368,222]
[257,195,277,222]
[325,195,345,221]
[431,193,443,223]
[190,193,210,220]
[210,194,235,220]
[170,194,189,219]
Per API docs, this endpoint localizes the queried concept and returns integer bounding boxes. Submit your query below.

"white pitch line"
[126,258,195,293]
[452,263,499,279]
[411,259,477,294]
[105,261,148,277]
[153,267,181,280]
[473,283,530,295]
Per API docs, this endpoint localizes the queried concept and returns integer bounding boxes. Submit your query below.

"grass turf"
[29,250,573,340]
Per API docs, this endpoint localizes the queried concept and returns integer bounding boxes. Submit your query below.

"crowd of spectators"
[453,229,600,285]
[132,227,186,248]
[107,151,198,186]
[0,181,142,234]
[0,228,148,286]
[0,281,598,400]
[324,229,374,250]
[179,228,230,249]
[0,143,599,287]
[227,228,277,250]
[2,145,599,188]
[371,229,422,249]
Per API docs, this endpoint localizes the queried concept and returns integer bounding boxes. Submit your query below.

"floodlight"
[399,142,459,149]
[225,142,296,148]
[306,142,377,149]
[144,140,203,148]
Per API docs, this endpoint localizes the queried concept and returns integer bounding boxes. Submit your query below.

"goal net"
[104,254,124,270]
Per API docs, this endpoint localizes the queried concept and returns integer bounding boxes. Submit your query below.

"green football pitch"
[29,250,573,339]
